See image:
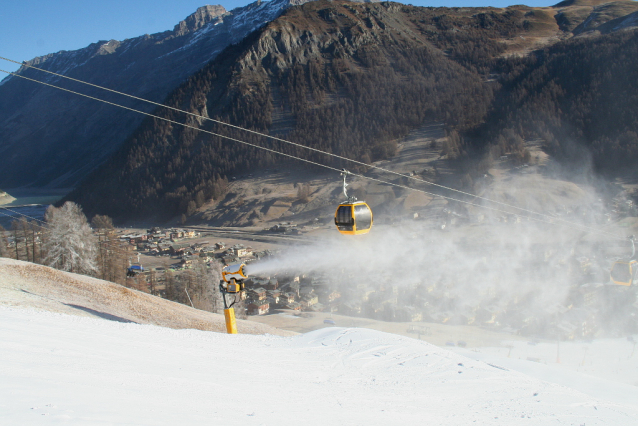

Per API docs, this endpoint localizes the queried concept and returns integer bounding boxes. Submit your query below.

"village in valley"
[3,143,638,341]
[110,185,638,342]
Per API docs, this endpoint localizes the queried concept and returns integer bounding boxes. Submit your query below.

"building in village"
[247,299,270,315]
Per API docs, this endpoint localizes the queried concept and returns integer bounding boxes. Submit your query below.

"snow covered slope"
[1,306,636,425]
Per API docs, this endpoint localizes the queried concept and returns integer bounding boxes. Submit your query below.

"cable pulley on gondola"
[334,169,373,235]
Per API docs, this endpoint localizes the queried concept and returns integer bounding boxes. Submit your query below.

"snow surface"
[1,306,637,425]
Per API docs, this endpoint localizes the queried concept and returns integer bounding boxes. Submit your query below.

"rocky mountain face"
[61,0,638,222]
[0,0,316,189]
[2,0,638,212]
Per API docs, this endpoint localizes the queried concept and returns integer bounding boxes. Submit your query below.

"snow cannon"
[221,263,248,293]
[219,263,249,335]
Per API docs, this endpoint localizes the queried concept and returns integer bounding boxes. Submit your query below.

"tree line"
[0,202,223,313]
[461,28,638,175]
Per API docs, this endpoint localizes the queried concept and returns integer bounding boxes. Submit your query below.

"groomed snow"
[1,306,637,425]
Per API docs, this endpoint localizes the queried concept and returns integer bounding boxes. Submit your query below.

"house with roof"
[266,289,281,304]
[286,302,302,312]
[247,299,270,315]
[282,281,300,298]
[248,287,267,301]
[170,230,185,240]
[300,294,319,308]
[281,292,296,305]
[170,243,190,256]
[265,278,278,290]
[222,255,239,265]
[180,256,197,267]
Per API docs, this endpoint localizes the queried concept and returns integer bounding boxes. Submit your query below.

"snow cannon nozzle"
[222,263,248,283]
[221,263,248,294]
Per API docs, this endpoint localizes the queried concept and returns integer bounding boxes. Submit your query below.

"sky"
[1,0,555,74]
[2,305,637,424]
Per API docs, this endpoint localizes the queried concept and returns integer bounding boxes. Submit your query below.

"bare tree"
[148,269,157,295]
[98,238,129,285]
[43,202,98,275]
[29,220,42,264]
[91,214,123,282]
[163,259,225,312]
[18,217,32,262]
[0,224,10,258]
[296,183,311,203]
[189,259,224,313]
[165,269,187,304]
[91,215,114,230]
[10,219,24,260]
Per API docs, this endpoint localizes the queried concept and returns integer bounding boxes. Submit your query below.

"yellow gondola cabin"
[334,201,373,235]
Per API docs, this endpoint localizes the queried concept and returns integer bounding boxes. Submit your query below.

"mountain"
[62,0,638,222]
[0,0,317,189]
[62,0,530,221]
[4,1,638,221]
[468,24,638,173]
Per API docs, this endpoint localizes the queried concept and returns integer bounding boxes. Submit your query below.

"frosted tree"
[43,202,98,275]
[186,259,223,313]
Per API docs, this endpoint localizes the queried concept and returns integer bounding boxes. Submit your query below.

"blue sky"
[1,0,555,74]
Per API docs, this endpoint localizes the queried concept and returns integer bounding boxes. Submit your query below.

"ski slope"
[1,306,637,425]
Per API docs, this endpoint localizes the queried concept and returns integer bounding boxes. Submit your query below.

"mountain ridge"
[0,0,313,189]
[2,1,638,192]
[60,0,638,222]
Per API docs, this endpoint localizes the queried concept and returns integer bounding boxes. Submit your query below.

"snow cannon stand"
[220,263,248,334]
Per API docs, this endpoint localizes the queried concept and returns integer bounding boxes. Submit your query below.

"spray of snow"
[248,166,635,337]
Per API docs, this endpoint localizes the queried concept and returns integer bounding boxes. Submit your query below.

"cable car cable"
[0,206,47,225]
[0,67,624,240]
[2,57,624,238]
[0,56,602,229]
[0,67,626,240]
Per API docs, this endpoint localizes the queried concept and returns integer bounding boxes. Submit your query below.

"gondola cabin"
[610,260,638,286]
[334,201,373,235]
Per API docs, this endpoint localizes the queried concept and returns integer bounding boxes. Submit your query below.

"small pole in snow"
[556,340,560,364]
[185,287,194,308]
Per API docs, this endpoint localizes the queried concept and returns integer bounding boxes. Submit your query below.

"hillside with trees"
[63,0,638,222]
[466,28,638,173]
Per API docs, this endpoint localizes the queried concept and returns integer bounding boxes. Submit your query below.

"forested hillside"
[64,0,638,222]
[63,1,550,221]
[468,29,638,171]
